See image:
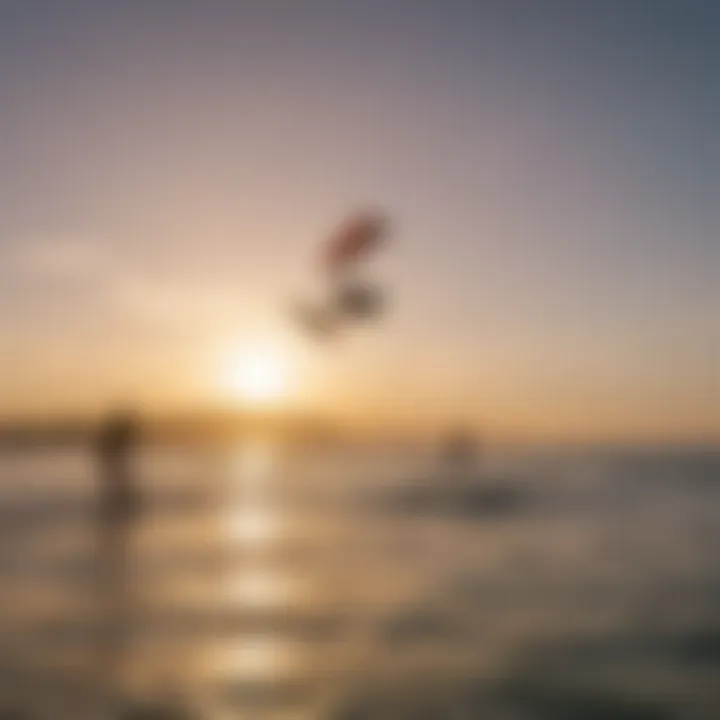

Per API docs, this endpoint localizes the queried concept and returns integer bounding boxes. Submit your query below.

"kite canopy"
[323,212,389,274]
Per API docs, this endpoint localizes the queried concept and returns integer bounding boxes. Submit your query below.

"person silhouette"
[441,426,478,475]
[94,410,141,686]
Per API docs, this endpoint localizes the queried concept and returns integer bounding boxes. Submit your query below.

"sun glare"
[223,346,291,405]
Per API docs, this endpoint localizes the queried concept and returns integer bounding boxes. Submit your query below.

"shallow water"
[0,442,719,718]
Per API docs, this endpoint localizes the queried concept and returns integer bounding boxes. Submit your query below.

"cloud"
[6,236,112,279]
[110,277,253,338]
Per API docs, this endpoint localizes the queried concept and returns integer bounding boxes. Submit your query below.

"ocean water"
[0,442,719,719]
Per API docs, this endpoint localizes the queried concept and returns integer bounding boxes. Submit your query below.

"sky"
[0,0,718,441]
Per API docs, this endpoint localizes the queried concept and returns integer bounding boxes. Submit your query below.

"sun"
[223,346,291,406]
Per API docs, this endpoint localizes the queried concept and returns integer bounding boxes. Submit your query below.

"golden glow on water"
[229,504,281,545]
[224,440,283,544]
[210,637,301,681]
[229,568,296,608]
[212,439,313,698]
[231,440,276,490]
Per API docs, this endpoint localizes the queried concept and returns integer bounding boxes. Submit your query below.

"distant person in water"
[97,410,141,529]
[95,410,141,685]
[441,426,478,475]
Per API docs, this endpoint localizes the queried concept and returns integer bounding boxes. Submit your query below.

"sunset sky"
[1,1,717,441]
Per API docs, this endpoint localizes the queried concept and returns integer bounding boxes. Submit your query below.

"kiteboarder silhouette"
[292,211,391,340]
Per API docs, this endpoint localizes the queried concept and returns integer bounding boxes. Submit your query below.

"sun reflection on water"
[229,568,297,608]
[212,439,314,708]
[229,504,281,545]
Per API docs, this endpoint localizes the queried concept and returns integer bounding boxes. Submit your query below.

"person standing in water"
[441,426,479,476]
[95,410,141,685]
